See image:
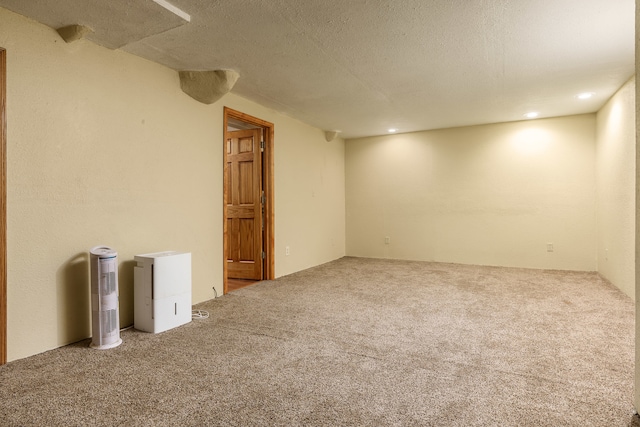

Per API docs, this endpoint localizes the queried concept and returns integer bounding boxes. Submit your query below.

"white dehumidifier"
[89,246,123,349]
[134,251,192,333]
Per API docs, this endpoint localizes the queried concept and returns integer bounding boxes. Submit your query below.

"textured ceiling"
[0,0,634,138]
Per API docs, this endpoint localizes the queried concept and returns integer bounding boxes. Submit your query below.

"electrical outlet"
[546,243,554,252]
[285,246,290,256]
[384,236,390,244]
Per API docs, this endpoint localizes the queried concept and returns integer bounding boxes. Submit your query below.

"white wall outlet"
[384,236,391,244]
[285,246,290,256]
[546,243,554,252]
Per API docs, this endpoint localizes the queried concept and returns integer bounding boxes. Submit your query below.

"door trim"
[223,107,274,294]
[1,48,7,364]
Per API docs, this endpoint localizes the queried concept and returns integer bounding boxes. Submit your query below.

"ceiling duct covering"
[325,131,342,142]
[56,24,93,43]
[179,70,240,105]
[0,0,190,49]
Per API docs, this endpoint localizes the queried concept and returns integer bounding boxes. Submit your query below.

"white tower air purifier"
[90,246,123,349]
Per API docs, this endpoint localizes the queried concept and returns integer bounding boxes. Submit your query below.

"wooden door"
[0,48,6,364]
[225,129,263,280]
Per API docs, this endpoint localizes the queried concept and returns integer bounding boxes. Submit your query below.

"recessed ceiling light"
[523,112,539,119]
[576,92,595,100]
[388,128,398,133]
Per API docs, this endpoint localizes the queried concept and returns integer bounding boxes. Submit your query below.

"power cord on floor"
[192,309,209,319]
[191,284,219,320]
[190,285,218,320]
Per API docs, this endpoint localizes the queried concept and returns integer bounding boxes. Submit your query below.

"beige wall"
[596,77,636,299]
[0,8,345,361]
[223,98,346,277]
[634,0,640,412]
[346,115,597,271]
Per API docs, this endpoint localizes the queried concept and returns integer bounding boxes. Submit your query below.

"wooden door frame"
[1,48,7,365]
[223,107,274,294]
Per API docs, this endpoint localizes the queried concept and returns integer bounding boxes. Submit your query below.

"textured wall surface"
[224,96,346,278]
[596,77,635,299]
[346,115,597,271]
[0,8,345,362]
[634,0,640,413]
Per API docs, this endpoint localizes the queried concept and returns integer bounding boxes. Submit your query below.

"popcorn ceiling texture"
[0,0,189,49]
[0,257,634,426]
[0,0,633,138]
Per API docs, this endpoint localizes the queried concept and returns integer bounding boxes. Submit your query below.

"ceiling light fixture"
[576,92,594,100]
[523,112,539,119]
[153,0,191,22]
[388,128,398,133]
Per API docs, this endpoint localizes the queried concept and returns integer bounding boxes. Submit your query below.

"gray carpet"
[0,257,637,426]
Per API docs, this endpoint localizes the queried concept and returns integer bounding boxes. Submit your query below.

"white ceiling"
[0,0,635,139]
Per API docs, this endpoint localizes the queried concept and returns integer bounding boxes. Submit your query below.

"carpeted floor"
[0,257,637,426]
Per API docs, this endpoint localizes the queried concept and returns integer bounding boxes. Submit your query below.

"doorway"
[223,107,274,294]
[1,48,6,365]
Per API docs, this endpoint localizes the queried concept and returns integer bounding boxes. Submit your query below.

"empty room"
[0,0,638,426]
